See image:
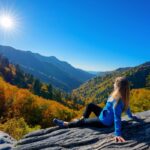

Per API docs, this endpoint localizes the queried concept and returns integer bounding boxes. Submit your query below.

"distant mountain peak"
[49,56,58,59]
[115,67,131,72]
[141,61,150,67]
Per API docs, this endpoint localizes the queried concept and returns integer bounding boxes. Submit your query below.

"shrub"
[0,118,40,140]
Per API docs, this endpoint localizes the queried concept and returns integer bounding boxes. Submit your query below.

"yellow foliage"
[0,77,77,129]
[0,118,40,140]
[130,88,150,113]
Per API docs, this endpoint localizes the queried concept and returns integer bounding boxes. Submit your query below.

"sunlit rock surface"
[0,131,16,150]
[14,110,150,150]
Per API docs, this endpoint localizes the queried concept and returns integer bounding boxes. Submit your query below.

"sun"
[0,15,14,30]
[0,7,22,39]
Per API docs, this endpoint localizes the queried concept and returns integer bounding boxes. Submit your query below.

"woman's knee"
[87,102,95,108]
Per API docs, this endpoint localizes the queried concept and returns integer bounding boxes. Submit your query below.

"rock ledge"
[14,110,150,150]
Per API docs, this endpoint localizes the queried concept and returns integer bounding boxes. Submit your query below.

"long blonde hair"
[110,76,130,111]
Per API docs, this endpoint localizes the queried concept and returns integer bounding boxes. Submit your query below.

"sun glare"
[0,6,22,40]
[0,15,14,30]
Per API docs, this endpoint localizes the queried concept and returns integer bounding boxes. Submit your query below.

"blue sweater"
[99,96,133,136]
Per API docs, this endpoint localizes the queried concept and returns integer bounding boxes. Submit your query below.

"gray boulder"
[14,110,150,150]
[0,131,16,150]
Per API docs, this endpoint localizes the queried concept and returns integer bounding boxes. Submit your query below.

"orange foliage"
[0,77,77,128]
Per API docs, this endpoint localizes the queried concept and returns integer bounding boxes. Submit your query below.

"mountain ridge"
[0,45,95,92]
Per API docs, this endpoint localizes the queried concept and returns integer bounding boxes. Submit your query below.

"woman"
[53,76,137,142]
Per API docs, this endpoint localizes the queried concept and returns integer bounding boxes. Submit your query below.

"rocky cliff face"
[13,110,150,150]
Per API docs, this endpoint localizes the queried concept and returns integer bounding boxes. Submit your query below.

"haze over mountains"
[88,67,132,76]
[0,45,95,92]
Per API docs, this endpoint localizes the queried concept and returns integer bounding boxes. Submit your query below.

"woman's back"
[99,96,123,126]
[99,96,133,136]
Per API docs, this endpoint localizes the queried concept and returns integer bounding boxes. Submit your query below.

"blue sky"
[0,0,150,71]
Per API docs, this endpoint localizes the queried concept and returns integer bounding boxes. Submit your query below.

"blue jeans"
[68,103,106,128]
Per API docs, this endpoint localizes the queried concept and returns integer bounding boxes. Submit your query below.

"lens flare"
[0,15,14,30]
[0,5,23,41]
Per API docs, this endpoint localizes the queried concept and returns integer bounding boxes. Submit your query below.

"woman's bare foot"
[63,121,69,126]
[80,116,84,120]
[72,116,85,122]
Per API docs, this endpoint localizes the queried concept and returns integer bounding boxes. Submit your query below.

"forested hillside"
[0,53,149,140]
[72,62,150,112]
[0,54,82,109]
[0,76,77,139]
[0,45,94,92]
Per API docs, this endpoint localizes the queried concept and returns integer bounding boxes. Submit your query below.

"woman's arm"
[113,101,125,142]
[126,107,141,122]
[113,104,122,136]
[126,107,133,118]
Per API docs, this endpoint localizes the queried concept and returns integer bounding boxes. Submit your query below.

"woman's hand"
[132,115,140,120]
[132,115,144,123]
[114,136,125,142]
